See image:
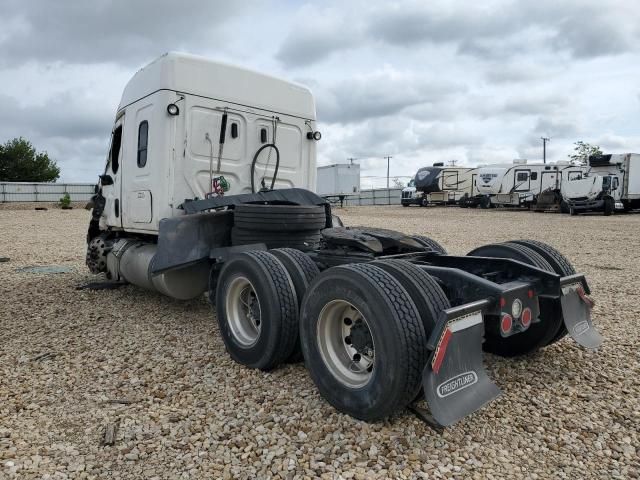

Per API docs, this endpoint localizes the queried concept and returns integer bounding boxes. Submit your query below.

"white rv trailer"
[98,52,318,234]
[562,153,640,215]
[402,163,478,206]
[475,161,587,208]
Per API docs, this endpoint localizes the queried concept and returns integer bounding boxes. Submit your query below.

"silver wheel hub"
[317,300,375,388]
[225,275,261,346]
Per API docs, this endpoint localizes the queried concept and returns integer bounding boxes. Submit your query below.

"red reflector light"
[500,314,513,334]
[500,297,506,308]
[521,308,532,329]
[528,289,534,299]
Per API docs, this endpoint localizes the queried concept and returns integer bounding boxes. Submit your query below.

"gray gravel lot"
[1,205,639,479]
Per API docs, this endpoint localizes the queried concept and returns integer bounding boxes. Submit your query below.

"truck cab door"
[102,116,125,228]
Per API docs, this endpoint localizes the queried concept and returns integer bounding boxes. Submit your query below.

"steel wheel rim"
[317,299,375,388]
[225,275,261,347]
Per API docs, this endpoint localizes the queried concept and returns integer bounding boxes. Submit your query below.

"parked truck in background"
[562,153,640,215]
[85,52,602,427]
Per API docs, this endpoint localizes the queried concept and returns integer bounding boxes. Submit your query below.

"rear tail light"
[521,307,532,329]
[500,314,513,335]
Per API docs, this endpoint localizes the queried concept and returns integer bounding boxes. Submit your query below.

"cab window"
[137,121,148,168]
[109,125,123,174]
[516,172,528,182]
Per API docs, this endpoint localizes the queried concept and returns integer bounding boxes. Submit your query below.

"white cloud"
[0,0,639,182]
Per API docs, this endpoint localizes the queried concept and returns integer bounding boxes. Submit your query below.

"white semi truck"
[562,153,640,215]
[86,52,602,426]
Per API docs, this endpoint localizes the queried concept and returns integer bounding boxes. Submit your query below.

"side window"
[613,177,619,189]
[530,172,538,180]
[137,121,148,168]
[110,125,123,174]
[516,172,528,182]
[568,171,583,181]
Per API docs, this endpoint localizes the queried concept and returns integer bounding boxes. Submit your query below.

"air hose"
[251,143,280,193]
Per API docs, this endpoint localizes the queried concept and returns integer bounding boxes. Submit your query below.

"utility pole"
[541,137,550,164]
[384,156,392,189]
[384,155,393,205]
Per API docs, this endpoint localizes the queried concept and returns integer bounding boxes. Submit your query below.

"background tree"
[392,177,405,188]
[568,141,603,165]
[0,137,60,182]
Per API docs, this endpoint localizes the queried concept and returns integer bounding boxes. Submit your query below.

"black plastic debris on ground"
[16,265,73,274]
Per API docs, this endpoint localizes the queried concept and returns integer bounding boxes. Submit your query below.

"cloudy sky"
[1,0,639,186]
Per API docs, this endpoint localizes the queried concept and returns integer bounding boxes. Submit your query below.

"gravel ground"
[1,205,639,479]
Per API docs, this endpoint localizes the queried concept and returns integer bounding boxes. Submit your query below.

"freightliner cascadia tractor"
[86,53,602,427]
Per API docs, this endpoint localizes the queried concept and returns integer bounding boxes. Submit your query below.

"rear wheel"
[570,207,578,216]
[510,239,577,345]
[603,197,614,216]
[271,248,320,362]
[410,235,447,254]
[215,251,298,370]
[372,259,450,335]
[467,242,561,357]
[480,196,491,209]
[300,263,428,420]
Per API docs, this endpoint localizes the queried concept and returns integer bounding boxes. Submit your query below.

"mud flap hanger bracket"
[416,299,502,429]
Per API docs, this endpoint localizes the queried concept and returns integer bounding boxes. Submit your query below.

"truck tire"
[560,200,570,214]
[420,198,429,207]
[234,204,326,232]
[410,235,447,254]
[402,203,409,207]
[215,251,298,370]
[480,196,491,209]
[603,197,614,216]
[299,263,429,421]
[271,248,320,362]
[570,207,578,216]
[510,239,577,345]
[466,242,561,357]
[231,227,321,251]
[372,259,450,335]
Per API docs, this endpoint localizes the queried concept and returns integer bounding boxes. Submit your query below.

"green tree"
[568,141,603,165]
[0,137,60,182]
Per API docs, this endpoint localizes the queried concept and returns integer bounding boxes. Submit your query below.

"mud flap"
[422,302,501,427]
[561,282,603,349]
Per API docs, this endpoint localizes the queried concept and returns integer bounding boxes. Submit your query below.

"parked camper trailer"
[474,161,586,208]
[562,153,640,215]
[402,163,478,206]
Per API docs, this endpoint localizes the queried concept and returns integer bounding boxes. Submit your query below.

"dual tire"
[467,239,576,356]
[300,261,448,420]
[215,250,450,420]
